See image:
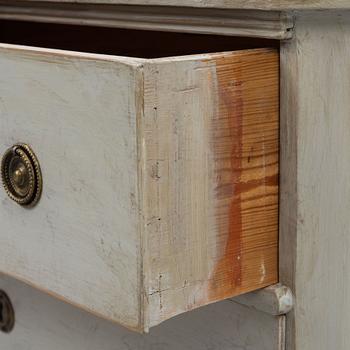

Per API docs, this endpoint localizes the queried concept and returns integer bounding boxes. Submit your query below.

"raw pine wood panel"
[143,48,279,326]
[209,50,279,300]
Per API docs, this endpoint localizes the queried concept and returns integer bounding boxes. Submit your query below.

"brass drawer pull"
[0,290,14,333]
[1,143,42,207]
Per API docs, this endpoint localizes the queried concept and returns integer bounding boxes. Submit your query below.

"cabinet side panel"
[143,48,279,326]
[280,12,350,350]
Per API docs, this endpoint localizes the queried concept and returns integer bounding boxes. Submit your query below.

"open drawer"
[0,21,279,332]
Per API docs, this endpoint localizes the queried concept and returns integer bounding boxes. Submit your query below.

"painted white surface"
[233,284,294,316]
[0,44,144,330]
[0,274,285,350]
[280,11,350,350]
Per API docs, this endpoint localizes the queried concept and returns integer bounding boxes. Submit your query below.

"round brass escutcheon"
[0,290,15,333]
[1,143,42,207]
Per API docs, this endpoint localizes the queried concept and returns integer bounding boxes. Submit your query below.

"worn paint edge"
[0,269,143,332]
[0,2,294,39]
[12,0,350,10]
[135,63,149,333]
[0,42,146,66]
[231,283,294,316]
[143,48,279,328]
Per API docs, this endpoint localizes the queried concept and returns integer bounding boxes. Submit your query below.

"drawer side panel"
[143,48,279,327]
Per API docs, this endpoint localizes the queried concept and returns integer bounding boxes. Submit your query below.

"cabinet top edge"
[0,1,294,40]
[14,0,350,11]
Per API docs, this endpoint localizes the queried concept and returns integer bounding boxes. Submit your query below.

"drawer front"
[0,46,144,329]
[0,274,286,350]
[0,44,279,331]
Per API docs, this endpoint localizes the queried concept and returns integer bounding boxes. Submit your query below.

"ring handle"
[1,143,42,207]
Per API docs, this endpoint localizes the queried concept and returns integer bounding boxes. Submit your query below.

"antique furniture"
[0,1,349,349]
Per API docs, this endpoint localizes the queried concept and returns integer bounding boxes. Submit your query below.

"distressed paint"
[0,44,145,331]
[280,11,350,350]
[0,274,286,350]
[143,49,279,327]
[0,44,278,331]
[233,283,294,316]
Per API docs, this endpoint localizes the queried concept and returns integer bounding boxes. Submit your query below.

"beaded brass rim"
[1,143,42,207]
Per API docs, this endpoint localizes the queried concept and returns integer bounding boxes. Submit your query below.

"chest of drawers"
[0,2,349,350]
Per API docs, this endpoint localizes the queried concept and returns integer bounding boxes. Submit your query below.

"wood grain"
[209,49,279,300]
[142,48,279,327]
[0,43,278,331]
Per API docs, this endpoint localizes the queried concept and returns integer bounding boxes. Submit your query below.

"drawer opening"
[0,20,279,58]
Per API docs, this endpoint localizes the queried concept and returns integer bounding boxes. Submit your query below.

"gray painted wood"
[0,45,144,331]
[0,3,293,39]
[280,10,350,350]
[16,0,350,10]
[233,284,294,316]
[0,274,286,350]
